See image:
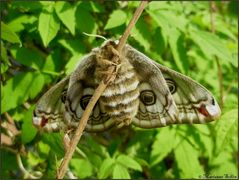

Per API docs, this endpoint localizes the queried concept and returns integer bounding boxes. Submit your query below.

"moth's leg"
[98,58,118,66]
[108,45,119,57]
[115,117,132,128]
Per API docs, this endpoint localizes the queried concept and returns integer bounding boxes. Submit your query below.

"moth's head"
[100,39,119,49]
[197,97,221,121]
[93,39,121,66]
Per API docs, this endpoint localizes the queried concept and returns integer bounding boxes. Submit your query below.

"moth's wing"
[126,45,221,128]
[33,76,70,132]
[154,62,221,124]
[125,45,179,128]
[64,54,115,132]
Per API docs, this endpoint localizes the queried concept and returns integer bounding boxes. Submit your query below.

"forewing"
[125,45,179,128]
[125,45,220,128]
[64,53,114,132]
[155,63,221,124]
[33,76,70,132]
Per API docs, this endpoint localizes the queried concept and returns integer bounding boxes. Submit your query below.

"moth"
[33,40,221,132]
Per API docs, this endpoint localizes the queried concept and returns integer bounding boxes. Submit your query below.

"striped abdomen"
[99,61,140,125]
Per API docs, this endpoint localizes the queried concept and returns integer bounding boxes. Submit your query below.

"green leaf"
[27,151,42,166]
[70,158,93,178]
[168,28,189,73]
[55,2,76,35]
[7,15,37,33]
[1,72,45,113]
[148,1,172,11]
[0,150,18,179]
[1,22,22,46]
[190,29,235,67]
[150,127,175,166]
[131,17,151,52]
[42,133,65,157]
[214,109,238,155]
[58,39,86,55]
[38,6,60,47]
[10,47,45,70]
[105,10,127,30]
[75,7,97,34]
[97,158,115,179]
[43,49,64,73]
[147,9,187,33]
[117,154,142,171]
[89,1,105,13]
[216,22,237,41]
[12,1,43,11]
[209,151,237,176]
[44,150,58,178]
[151,27,167,55]
[29,73,45,99]
[1,41,8,63]
[65,54,83,75]
[174,140,203,178]
[194,125,214,159]
[38,141,50,155]
[112,164,131,179]
[1,41,9,73]
[21,106,37,144]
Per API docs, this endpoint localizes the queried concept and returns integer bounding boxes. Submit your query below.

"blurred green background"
[1,1,238,179]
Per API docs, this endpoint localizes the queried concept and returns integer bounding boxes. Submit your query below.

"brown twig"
[1,133,13,146]
[3,112,21,136]
[210,1,224,107]
[56,1,148,179]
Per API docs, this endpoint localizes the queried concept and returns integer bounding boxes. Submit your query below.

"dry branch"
[56,1,148,179]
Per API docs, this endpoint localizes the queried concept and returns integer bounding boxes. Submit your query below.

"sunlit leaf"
[168,28,189,74]
[150,127,175,166]
[65,54,83,75]
[210,151,237,176]
[190,29,236,67]
[214,109,237,155]
[174,140,204,178]
[2,72,44,113]
[58,39,86,55]
[38,6,60,47]
[1,41,8,73]
[117,154,142,171]
[1,22,22,46]
[42,133,65,157]
[38,141,51,155]
[113,164,131,179]
[131,17,151,51]
[105,10,127,29]
[75,7,97,34]
[70,158,93,178]
[55,2,76,35]
[147,9,187,32]
[7,15,37,33]
[21,106,37,144]
[89,1,105,12]
[97,158,115,179]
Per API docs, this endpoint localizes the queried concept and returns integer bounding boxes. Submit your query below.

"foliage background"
[1,1,238,179]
